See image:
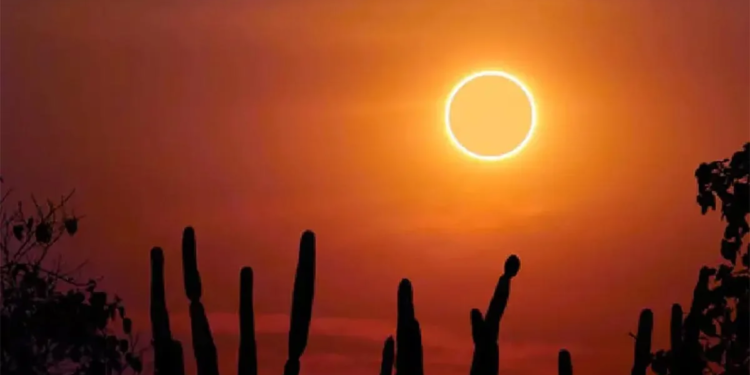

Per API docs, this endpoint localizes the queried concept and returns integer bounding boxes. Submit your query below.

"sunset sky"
[2,0,748,374]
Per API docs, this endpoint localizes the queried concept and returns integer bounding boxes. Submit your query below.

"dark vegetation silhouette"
[0,188,143,374]
[150,144,748,375]
[2,144,747,375]
[149,228,315,375]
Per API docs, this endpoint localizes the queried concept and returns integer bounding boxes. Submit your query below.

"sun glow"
[444,70,537,161]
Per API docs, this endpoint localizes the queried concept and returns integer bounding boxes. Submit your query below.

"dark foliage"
[150,227,316,375]
[647,143,750,375]
[661,144,749,374]
[0,190,143,375]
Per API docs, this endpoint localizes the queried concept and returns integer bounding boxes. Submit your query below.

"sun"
[444,70,537,161]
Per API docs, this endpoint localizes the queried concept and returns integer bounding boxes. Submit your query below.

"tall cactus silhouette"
[284,230,316,375]
[469,254,520,375]
[149,227,317,375]
[150,247,185,375]
[649,268,713,375]
[238,267,257,375]
[395,279,424,375]
[182,228,220,375]
[631,309,654,375]
[378,254,520,375]
[557,350,572,375]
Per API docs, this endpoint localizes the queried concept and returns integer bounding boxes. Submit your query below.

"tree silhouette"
[558,144,749,375]
[0,189,143,374]
[650,143,749,375]
[149,227,315,375]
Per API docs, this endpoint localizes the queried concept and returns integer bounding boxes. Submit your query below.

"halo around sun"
[444,70,537,161]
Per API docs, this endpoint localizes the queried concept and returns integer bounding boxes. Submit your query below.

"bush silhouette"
[0,189,143,374]
[648,143,750,375]
[149,227,316,375]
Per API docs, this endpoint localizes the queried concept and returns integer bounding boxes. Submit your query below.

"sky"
[2,0,748,374]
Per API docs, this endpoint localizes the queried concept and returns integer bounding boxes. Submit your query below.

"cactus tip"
[504,255,521,277]
[240,266,254,278]
[300,230,315,245]
[151,247,164,262]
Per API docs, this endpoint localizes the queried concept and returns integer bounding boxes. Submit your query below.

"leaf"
[122,318,132,335]
[34,222,52,243]
[705,343,725,363]
[118,339,129,352]
[90,292,107,307]
[126,354,143,373]
[64,218,78,235]
[12,225,24,240]
[721,240,741,264]
[699,315,718,337]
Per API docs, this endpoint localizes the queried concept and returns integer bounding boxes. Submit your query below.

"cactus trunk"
[238,267,258,375]
[182,227,219,375]
[631,309,653,375]
[284,230,316,375]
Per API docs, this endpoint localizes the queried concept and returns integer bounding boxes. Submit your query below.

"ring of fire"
[444,70,537,161]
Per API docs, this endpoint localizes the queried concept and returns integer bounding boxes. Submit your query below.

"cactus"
[150,227,317,375]
[631,309,653,375]
[284,230,316,375]
[468,254,520,375]
[395,279,424,375]
[378,255,519,375]
[238,267,257,375]
[557,350,572,375]
[150,247,185,375]
[182,227,219,375]
[650,270,712,375]
[379,336,395,375]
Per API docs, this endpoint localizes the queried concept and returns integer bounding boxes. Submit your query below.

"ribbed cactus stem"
[558,350,573,375]
[150,247,174,375]
[631,309,653,375]
[182,227,202,302]
[169,340,186,375]
[238,266,258,375]
[469,309,488,375]
[284,230,316,375]
[380,336,395,375]
[181,227,219,375]
[485,255,520,343]
[395,279,424,375]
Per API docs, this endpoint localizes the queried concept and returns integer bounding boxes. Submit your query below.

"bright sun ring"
[444,70,537,161]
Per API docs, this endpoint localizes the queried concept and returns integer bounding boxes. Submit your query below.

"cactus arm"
[557,349,573,375]
[284,230,316,375]
[631,309,653,375]
[379,336,395,375]
[150,247,184,375]
[181,227,219,375]
[238,267,258,375]
[395,279,424,375]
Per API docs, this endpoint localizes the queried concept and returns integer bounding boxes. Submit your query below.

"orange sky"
[2,1,748,374]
